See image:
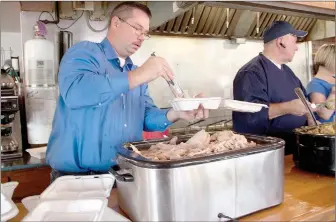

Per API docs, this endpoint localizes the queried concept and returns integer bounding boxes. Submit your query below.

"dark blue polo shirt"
[232,53,308,136]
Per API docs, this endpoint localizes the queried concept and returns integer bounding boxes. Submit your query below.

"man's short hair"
[108,1,152,28]
[313,44,335,74]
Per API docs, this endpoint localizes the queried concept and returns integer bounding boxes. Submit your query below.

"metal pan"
[116,133,285,169]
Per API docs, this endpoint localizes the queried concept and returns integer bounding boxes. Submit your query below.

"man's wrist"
[166,109,180,122]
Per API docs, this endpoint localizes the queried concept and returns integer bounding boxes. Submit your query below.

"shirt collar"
[260,53,282,70]
[101,37,134,69]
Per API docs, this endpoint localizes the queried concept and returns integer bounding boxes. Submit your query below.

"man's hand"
[269,98,310,119]
[286,99,310,116]
[128,56,174,89]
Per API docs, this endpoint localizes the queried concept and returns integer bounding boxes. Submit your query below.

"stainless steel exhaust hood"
[149,1,335,41]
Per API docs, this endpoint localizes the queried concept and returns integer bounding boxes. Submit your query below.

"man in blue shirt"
[47,2,209,182]
[232,21,315,155]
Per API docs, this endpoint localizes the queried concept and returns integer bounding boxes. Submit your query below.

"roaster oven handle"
[109,165,134,182]
[218,213,238,222]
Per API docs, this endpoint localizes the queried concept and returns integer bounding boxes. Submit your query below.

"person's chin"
[128,47,138,55]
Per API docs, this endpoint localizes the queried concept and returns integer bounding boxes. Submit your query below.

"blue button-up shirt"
[46,38,172,172]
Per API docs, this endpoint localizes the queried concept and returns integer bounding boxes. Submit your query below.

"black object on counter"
[293,131,335,175]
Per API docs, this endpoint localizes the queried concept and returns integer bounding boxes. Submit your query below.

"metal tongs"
[294,87,318,126]
[151,52,185,98]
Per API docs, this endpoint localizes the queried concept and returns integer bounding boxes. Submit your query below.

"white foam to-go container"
[22,174,116,221]
[1,191,19,222]
[222,99,268,113]
[170,97,222,111]
[26,147,47,159]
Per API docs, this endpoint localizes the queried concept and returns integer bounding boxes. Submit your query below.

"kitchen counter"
[9,155,335,221]
[1,152,48,172]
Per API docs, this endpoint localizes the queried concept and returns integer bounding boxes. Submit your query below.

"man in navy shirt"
[232,21,315,155]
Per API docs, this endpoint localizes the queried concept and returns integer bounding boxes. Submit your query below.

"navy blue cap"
[263,21,307,43]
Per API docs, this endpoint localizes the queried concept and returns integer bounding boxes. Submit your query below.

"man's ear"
[276,37,283,48]
[110,16,120,29]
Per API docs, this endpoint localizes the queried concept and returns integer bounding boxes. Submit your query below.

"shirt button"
[124,124,127,127]
[98,103,102,106]
[121,93,124,97]
[164,123,167,126]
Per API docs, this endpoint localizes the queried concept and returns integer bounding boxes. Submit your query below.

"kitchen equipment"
[1,112,16,125]
[22,174,115,221]
[294,87,318,125]
[1,134,19,153]
[1,67,15,89]
[222,99,268,113]
[293,123,335,174]
[111,134,285,221]
[151,52,185,98]
[59,31,73,61]
[1,84,23,159]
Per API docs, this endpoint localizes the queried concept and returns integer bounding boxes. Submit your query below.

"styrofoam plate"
[170,97,222,111]
[22,198,107,221]
[26,147,47,159]
[222,99,268,113]
[1,181,19,199]
[1,192,19,221]
[40,174,115,200]
[22,195,41,212]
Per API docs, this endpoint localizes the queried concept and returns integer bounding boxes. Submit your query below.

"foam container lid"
[22,174,116,222]
[1,191,19,221]
[40,174,115,200]
[22,198,107,221]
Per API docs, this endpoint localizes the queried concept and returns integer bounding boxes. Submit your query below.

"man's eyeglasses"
[118,17,151,40]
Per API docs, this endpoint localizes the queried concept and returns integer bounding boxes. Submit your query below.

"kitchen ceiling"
[150,3,318,41]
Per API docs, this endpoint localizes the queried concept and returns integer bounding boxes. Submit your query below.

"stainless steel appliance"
[110,134,285,221]
[59,31,73,60]
[1,67,23,159]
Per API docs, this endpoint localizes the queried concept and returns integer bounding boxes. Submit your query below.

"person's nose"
[137,33,145,41]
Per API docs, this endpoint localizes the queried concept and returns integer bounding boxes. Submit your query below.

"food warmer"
[110,133,285,221]
[293,123,335,174]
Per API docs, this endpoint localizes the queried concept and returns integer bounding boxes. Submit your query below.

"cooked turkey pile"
[129,130,257,161]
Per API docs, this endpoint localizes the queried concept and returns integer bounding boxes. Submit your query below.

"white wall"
[20,11,311,108]
[1,2,22,66]
[1,32,22,57]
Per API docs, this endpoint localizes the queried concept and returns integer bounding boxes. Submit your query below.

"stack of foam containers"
[1,182,19,221]
[21,174,130,221]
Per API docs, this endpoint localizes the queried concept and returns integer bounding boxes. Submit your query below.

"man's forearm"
[268,102,289,120]
[128,68,147,89]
